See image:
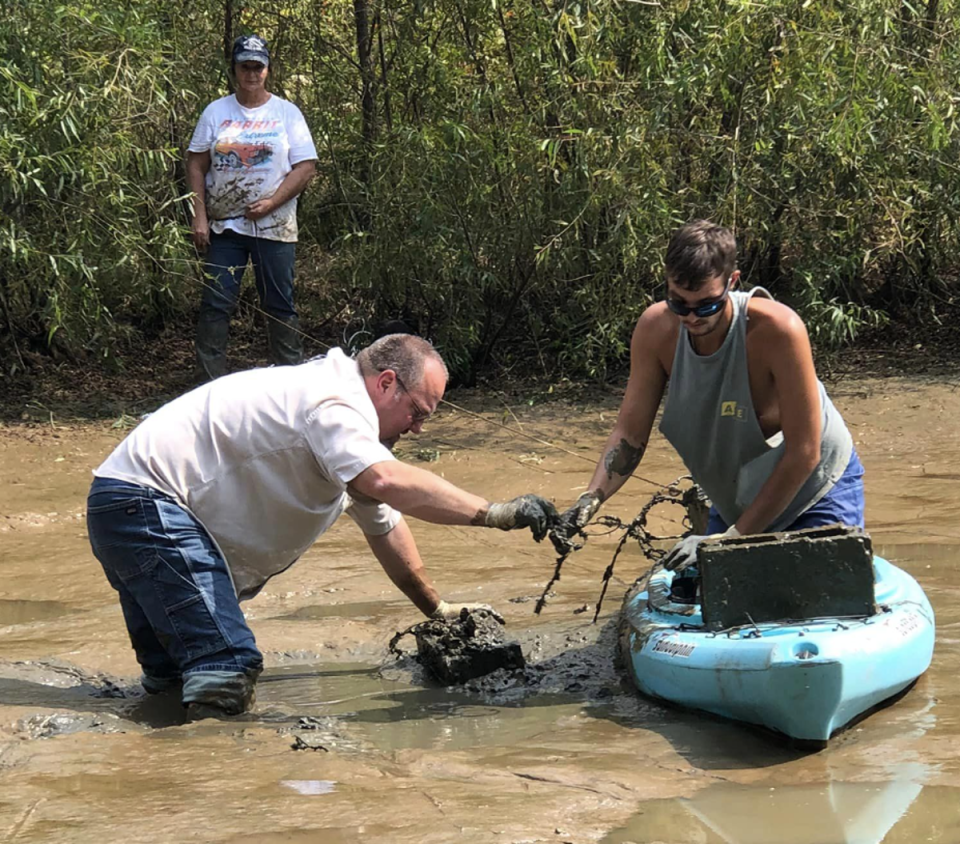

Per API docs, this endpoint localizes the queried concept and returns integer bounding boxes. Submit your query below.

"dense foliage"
[2,0,958,382]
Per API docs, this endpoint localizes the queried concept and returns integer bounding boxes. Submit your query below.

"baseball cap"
[232,35,270,66]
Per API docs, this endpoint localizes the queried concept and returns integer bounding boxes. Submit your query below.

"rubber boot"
[195,317,231,381]
[182,668,260,721]
[266,315,303,367]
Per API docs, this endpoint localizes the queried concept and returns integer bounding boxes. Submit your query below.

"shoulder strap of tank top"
[741,285,773,322]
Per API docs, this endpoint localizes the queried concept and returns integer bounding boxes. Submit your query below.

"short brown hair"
[356,334,448,387]
[665,220,737,290]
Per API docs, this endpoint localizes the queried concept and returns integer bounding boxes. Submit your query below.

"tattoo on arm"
[604,438,646,480]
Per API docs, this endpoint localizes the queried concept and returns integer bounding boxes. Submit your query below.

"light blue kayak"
[618,556,935,744]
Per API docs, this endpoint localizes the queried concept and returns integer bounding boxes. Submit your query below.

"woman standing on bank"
[186,34,317,380]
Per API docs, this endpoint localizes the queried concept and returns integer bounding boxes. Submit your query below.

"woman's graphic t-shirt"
[188,94,317,242]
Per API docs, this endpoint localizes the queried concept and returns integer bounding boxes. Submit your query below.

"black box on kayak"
[697,524,876,631]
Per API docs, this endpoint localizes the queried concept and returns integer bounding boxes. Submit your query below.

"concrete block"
[698,524,876,631]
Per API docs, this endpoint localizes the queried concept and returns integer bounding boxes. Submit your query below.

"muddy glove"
[549,491,603,554]
[431,600,504,624]
[484,495,558,542]
[662,525,740,573]
[558,491,603,532]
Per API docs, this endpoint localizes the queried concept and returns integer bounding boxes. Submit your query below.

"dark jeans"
[86,477,263,712]
[196,229,302,379]
[201,229,297,321]
[706,448,866,534]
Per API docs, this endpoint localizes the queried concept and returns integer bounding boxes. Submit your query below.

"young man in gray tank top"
[554,220,864,571]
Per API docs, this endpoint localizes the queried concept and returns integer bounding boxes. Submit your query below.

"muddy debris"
[16,711,128,739]
[278,715,359,753]
[2,659,136,698]
[385,611,628,708]
[508,591,555,604]
[454,620,626,705]
[390,608,526,686]
[291,734,329,751]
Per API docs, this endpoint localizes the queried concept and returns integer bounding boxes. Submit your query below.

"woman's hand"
[191,213,210,250]
[245,197,276,221]
[246,162,315,221]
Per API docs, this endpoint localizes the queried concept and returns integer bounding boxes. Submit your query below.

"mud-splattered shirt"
[188,94,317,243]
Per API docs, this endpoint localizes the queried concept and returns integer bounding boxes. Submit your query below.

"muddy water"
[1,376,960,842]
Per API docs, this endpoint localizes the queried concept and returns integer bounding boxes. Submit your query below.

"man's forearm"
[351,461,490,526]
[734,448,819,535]
[586,427,648,503]
[365,519,440,617]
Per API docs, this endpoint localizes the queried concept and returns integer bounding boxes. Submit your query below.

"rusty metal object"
[539,476,704,620]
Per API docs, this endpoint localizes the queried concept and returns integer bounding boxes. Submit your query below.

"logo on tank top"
[721,401,745,419]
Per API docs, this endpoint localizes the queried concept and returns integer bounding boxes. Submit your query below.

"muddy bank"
[1,376,960,842]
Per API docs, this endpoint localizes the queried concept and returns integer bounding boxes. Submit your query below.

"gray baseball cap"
[232,35,270,66]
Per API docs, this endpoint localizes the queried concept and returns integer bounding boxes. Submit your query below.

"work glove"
[431,600,504,624]
[662,525,741,573]
[549,491,603,554]
[484,494,558,542]
[558,491,603,533]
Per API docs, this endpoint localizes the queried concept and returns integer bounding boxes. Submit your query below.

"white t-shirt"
[94,349,401,598]
[188,94,317,243]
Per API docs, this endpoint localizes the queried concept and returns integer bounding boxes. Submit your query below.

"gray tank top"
[658,288,853,531]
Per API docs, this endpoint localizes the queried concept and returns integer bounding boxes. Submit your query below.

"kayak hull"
[618,557,935,743]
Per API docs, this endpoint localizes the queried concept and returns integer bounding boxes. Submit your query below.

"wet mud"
[1,377,960,841]
[390,608,526,685]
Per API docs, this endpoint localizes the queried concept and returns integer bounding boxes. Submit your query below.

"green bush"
[3,0,957,380]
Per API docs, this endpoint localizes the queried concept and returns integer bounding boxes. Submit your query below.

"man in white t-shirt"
[86,334,558,719]
[186,34,318,379]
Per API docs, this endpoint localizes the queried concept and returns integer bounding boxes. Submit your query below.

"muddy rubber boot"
[185,684,257,722]
[195,317,231,381]
[182,668,259,721]
[266,315,303,367]
[185,702,240,722]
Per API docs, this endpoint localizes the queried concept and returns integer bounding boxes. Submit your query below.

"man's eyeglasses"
[665,276,734,318]
[393,373,432,423]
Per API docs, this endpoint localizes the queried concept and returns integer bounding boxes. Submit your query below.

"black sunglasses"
[665,276,734,318]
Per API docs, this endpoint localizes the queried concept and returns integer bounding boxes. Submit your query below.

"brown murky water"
[1,376,959,842]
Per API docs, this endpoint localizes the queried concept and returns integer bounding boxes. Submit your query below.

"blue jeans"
[201,229,297,321]
[86,478,263,712]
[706,448,866,534]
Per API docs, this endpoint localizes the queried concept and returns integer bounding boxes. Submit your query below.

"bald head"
[356,333,448,389]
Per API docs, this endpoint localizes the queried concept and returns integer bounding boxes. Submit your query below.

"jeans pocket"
[154,572,228,660]
[87,495,159,582]
[152,558,230,661]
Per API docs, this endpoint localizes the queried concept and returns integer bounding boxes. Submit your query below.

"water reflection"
[601,778,960,844]
[257,663,583,751]
[280,780,337,796]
